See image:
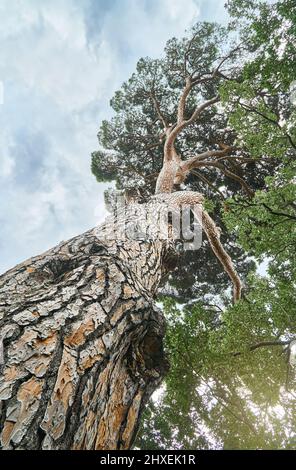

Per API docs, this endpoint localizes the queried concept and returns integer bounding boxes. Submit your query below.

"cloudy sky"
[0,0,228,274]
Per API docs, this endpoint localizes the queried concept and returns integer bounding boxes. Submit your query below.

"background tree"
[137,275,296,449]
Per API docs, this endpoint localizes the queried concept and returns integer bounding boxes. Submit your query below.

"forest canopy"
[92,0,296,449]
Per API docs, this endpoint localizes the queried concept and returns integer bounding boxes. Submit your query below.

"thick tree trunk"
[0,224,169,449]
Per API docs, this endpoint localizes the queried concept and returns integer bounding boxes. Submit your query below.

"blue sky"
[0,0,228,274]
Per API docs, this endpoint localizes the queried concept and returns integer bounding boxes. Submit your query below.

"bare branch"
[164,95,220,161]
[232,340,292,357]
[150,92,168,129]
[188,160,254,197]
[181,146,235,172]
[212,44,242,79]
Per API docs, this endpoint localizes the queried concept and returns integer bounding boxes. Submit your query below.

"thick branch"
[191,170,225,198]
[164,95,220,162]
[240,101,296,150]
[181,146,235,172]
[201,210,242,302]
[154,191,242,302]
[232,340,291,357]
[185,95,220,127]
[177,77,192,124]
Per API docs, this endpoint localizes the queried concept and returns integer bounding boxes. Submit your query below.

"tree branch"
[201,209,242,302]
[177,77,192,124]
[240,101,296,150]
[150,92,168,129]
[191,169,225,198]
[232,340,292,357]
[183,158,254,197]
[164,95,220,162]
[261,203,296,221]
[230,200,296,221]
[186,95,220,126]
[181,146,235,172]
[205,162,254,197]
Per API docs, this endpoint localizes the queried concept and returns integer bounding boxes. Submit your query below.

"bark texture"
[0,224,169,450]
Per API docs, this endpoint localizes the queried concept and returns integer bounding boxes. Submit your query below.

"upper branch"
[164,94,220,161]
[201,210,242,302]
[181,146,235,172]
[177,77,192,124]
[211,44,242,79]
[185,95,220,126]
[232,340,291,357]
[201,161,254,197]
[180,153,254,197]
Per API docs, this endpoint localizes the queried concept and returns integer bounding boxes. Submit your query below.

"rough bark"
[0,222,169,450]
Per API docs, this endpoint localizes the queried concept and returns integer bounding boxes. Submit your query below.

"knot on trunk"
[140,329,169,376]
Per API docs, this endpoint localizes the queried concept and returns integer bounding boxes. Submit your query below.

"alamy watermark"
[97,192,203,251]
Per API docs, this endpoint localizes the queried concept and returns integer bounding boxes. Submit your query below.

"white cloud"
[84,0,201,65]
[0,130,15,177]
[0,0,116,112]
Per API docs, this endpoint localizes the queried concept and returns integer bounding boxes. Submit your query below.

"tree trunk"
[0,223,169,450]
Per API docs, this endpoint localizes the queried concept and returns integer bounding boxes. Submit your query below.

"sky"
[0,0,228,274]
